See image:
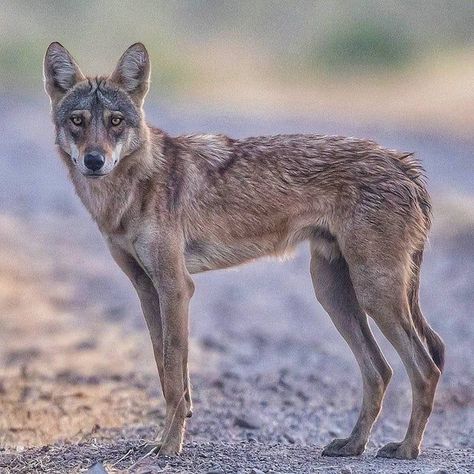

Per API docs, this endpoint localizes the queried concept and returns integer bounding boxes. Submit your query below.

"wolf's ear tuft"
[44,42,85,103]
[110,43,150,105]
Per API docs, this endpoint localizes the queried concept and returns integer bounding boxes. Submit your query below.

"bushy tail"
[409,250,445,371]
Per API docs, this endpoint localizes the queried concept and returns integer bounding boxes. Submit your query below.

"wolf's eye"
[70,116,83,126]
[110,116,123,126]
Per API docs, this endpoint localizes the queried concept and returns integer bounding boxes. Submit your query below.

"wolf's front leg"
[140,236,194,456]
[156,273,194,454]
[107,240,192,449]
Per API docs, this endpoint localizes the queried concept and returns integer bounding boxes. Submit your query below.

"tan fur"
[44,43,445,459]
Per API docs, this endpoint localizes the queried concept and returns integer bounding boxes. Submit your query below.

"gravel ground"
[0,98,473,473]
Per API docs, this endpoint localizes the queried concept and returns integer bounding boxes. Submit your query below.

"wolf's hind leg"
[310,248,392,457]
[348,252,441,459]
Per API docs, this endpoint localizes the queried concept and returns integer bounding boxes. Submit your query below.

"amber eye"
[70,116,83,126]
[110,116,123,126]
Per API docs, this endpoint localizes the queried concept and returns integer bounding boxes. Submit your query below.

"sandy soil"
[0,100,473,473]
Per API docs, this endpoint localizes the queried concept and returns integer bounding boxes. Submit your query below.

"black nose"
[84,152,105,172]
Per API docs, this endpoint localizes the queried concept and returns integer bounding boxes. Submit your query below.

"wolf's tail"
[396,152,444,369]
[409,249,445,372]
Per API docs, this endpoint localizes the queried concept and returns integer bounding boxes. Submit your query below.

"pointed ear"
[43,42,85,103]
[109,43,150,105]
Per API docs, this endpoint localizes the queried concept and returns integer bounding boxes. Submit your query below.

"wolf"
[43,42,444,459]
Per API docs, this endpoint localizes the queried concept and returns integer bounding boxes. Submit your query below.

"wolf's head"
[44,42,150,178]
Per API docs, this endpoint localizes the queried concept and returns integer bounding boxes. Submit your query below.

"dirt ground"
[0,100,473,473]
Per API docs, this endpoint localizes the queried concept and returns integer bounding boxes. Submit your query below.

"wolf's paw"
[133,441,162,458]
[158,437,183,456]
[376,441,419,459]
[322,437,365,457]
[140,439,180,456]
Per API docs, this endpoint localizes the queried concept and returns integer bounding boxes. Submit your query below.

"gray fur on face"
[55,80,140,127]
[52,78,144,177]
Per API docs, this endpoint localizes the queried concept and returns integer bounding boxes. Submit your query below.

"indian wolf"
[44,42,444,459]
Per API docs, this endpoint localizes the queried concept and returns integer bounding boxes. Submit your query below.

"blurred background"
[0,1,473,472]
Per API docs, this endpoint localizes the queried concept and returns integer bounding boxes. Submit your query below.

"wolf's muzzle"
[84,152,105,172]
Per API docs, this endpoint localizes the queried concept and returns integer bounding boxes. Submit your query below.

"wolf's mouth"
[85,173,105,179]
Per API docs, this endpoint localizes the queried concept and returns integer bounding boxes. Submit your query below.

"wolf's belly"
[184,239,278,273]
[184,223,340,273]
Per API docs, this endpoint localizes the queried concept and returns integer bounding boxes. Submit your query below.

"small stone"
[251,469,265,474]
[296,390,309,402]
[211,378,225,389]
[278,376,292,390]
[86,463,108,474]
[222,370,240,380]
[234,415,260,430]
[201,336,227,353]
[75,339,97,351]
[340,468,352,474]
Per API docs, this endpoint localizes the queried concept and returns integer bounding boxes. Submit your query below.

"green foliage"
[315,21,413,72]
[0,39,42,90]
